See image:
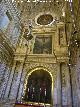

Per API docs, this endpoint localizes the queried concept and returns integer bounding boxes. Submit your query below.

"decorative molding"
[0,31,14,64]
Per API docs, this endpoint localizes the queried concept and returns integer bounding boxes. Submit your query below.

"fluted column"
[0,62,6,98]
[4,61,16,98]
[17,66,27,101]
[66,65,72,107]
[9,61,23,100]
[71,66,80,107]
[53,78,58,106]
[61,63,72,107]
[0,66,11,99]
[55,63,61,107]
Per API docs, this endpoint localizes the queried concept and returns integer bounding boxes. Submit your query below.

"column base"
[53,105,72,107]
[0,99,15,107]
[53,104,61,107]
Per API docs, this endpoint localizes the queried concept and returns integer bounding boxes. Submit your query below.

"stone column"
[66,64,72,107]
[53,77,58,107]
[75,52,80,106]
[61,63,72,107]
[4,61,16,98]
[17,66,27,101]
[9,61,23,100]
[0,66,11,99]
[70,66,78,107]
[0,62,6,98]
[55,63,61,107]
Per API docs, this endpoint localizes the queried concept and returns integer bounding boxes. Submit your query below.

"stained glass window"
[0,11,12,31]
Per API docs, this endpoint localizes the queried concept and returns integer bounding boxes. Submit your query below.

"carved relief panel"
[58,23,67,46]
[59,27,65,46]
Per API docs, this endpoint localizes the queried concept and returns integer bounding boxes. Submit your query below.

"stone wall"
[0,61,72,107]
[0,0,21,47]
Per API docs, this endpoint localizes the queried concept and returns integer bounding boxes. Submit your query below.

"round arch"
[23,67,54,104]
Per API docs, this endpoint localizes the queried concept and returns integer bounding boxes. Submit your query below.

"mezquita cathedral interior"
[0,0,80,107]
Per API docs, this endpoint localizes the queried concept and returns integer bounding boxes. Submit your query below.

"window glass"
[0,14,9,31]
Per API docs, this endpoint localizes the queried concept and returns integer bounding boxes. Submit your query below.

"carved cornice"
[32,26,56,34]
[14,53,69,64]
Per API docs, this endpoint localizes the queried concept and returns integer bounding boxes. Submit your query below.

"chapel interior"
[0,0,80,107]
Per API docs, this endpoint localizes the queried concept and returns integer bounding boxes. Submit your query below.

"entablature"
[14,53,69,64]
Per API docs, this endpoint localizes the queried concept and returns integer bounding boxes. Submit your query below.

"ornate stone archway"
[24,66,54,104]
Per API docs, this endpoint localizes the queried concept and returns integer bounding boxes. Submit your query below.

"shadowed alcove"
[24,69,52,104]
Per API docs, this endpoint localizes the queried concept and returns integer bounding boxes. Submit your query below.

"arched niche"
[23,67,53,105]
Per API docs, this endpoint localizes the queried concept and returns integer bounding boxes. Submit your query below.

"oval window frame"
[35,13,55,26]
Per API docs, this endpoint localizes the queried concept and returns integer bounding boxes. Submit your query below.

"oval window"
[37,14,53,25]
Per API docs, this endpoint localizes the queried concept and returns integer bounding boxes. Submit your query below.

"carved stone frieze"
[26,55,57,63]
[32,26,56,34]
[24,62,58,80]
[14,54,69,64]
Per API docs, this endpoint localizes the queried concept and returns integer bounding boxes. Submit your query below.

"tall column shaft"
[4,61,16,98]
[9,62,23,100]
[61,63,72,107]
[53,63,61,107]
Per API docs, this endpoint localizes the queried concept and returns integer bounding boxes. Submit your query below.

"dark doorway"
[24,69,52,104]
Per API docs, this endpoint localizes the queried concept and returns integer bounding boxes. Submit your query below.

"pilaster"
[9,61,23,100]
[56,63,61,107]
[4,61,16,98]
[61,63,72,107]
